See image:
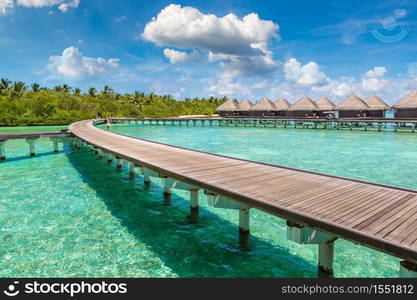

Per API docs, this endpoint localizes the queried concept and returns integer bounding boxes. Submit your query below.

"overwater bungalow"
[364,95,390,118]
[235,99,253,116]
[274,98,291,117]
[336,94,369,118]
[315,97,336,119]
[393,91,417,119]
[216,99,240,117]
[287,96,319,118]
[249,98,278,117]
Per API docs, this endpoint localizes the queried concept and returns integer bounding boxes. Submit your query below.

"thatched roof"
[274,98,291,110]
[336,94,369,110]
[364,95,390,110]
[250,98,277,111]
[235,99,253,111]
[315,97,336,111]
[216,99,239,112]
[393,91,417,109]
[288,96,318,111]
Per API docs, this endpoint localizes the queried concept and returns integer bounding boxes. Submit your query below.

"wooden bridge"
[64,119,417,278]
[0,131,73,159]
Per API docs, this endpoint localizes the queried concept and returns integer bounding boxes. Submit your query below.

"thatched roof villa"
[249,98,278,117]
[287,96,319,118]
[364,95,390,118]
[274,98,291,116]
[315,97,336,118]
[216,99,240,117]
[235,99,253,116]
[336,94,370,118]
[315,97,336,111]
[393,91,417,119]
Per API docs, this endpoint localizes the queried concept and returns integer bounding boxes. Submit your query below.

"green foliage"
[0,79,228,126]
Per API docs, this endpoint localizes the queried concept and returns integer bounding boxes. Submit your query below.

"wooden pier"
[67,119,417,277]
[111,117,417,133]
[0,131,73,160]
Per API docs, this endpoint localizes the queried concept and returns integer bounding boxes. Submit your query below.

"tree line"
[0,78,228,126]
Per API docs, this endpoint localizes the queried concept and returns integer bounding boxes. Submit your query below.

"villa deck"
[68,119,417,277]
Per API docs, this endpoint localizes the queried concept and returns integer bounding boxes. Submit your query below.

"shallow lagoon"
[2,124,417,277]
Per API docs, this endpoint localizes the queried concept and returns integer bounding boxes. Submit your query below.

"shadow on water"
[0,151,57,163]
[66,147,317,278]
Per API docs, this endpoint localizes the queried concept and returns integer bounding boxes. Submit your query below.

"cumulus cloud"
[142,4,279,76]
[361,66,388,91]
[163,48,200,64]
[0,0,13,14]
[6,0,80,13]
[47,47,120,78]
[206,77,251,96]
[312,78,354,97]
[284,58,328,86]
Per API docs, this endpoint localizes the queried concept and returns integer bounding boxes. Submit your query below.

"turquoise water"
[2,124,417,277]
[0,126,67,134]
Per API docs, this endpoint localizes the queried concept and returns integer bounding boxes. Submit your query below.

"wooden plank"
[359,195,417,234]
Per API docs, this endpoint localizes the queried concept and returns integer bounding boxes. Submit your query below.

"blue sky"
[1,0,417,104]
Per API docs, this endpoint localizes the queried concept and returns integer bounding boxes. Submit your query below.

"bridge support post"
[106,153,113,163]
[287,222,336,278]
[52,138,59,153]
[0,141,6,161]
[318,239,336,278]
[116,157,123,170]
[162,177,172,205]
[400,261,417,278]
[97,148,104,159]
[143,174,151,187]
[239,208,250,250]
[128,162,136,177]
[189,189,199,223]
[25,138,36,157]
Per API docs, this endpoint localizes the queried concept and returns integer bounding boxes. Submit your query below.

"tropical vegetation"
[0,78,228,126]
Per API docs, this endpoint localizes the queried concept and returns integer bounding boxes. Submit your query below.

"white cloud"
[284,58,328,86]
[113,15,126,23]
[10,0,79,12]
[58,0,79,12]
[312,78,354,97]
[163,48,199,64]
[17,0,62,6]
[206,77,251,96]
[47,47,120,78]
[361,66,389,91]
[0,0,13,14]
[142,4,279,77]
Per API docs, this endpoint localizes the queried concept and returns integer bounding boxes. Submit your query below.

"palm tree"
[0,78,11,95]
[73,88,81,95]
[62,84,71,93]
[102,85,114,96]
[53,85,63,92]
[88,87,96,97]
[11,81,26,98]
[31,83,41,93]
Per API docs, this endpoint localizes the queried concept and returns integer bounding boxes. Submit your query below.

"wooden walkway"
[113,117,417,133]
[69,120,417,275]
[0,131,72,141]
